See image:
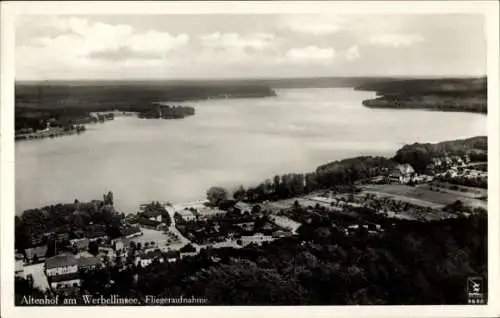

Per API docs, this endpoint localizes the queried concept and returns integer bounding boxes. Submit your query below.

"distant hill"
[356,77,487,114]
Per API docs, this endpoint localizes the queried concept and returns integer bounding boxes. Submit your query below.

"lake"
[15,88,487,215]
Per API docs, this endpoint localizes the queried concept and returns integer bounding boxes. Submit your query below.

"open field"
[131,228,172,247]
[132,228,186,251]
[362,190,443,208]
[362,184,487,209]
[420,182,487,199]
[263,199,296,211]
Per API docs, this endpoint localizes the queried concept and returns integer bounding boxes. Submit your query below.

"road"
[163,204,202,252]
[23,263,50,291]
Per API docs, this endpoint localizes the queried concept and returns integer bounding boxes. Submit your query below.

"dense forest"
[15,82,276,132]
[355,77,486,95]
[357,77,487,114]
[15,83,277,111]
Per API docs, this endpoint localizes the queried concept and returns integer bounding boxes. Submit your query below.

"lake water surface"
[15,88,487,214]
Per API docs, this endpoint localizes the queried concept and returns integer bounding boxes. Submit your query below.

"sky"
[15,14,486,80]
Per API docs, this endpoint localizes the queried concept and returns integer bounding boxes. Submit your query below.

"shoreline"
[361,98,487,114]
[15,135,487,216]
[15,126,86,141]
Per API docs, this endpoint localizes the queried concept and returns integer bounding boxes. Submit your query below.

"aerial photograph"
[13,12,488,306]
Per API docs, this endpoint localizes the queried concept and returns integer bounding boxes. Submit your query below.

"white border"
[1,1,499,318]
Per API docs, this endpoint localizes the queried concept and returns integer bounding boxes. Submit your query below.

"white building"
[45,253,81,292]
[111,237,130,258]
[240,233,273,246]
[234,201,252,214]
[45,254,78,277]
[135,250,165,268]
[15,253,24,277]
[388,164,415,184]
[49,273,81,291]
[177,209,196,221]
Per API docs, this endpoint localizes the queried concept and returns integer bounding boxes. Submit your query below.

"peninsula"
[15,82,276,141]
[357,77,487,114]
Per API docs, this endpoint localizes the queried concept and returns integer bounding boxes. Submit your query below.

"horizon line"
[15,74,487,83]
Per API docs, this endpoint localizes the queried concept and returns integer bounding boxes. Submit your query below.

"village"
[15,152,487,297]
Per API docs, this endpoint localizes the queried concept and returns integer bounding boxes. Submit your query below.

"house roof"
[99,244,114,250]
[165,250,180,258]
[50,272,80,283]
[141,209,162,218]
[235,201,251,211]
[180,244,197,253]
[25,245,48,259]
[394,164,415,175]
[75,251,94,259]
[77,255,102,268]
[70,238,90,250]
[272,230,291,237]
[87,231,108,239]
[138,217,161,227]
[45,254,78,269]
[141,250,164,259]
[389,170,403,177]
[121,226,142,236]
[262,222,274,230]
[112,237,131,247]
[85,225,107,238]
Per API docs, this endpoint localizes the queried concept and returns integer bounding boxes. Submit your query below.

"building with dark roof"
[141,209,162,221]
[70,238,90,251]
[76,254,102,270]
[48,272,81,292]
[85,228,109,242]
[165,250,180,263]
[137,217,161,229]
[45,253,78,277]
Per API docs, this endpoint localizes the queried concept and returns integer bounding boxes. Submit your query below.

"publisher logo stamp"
[467,276,485,304]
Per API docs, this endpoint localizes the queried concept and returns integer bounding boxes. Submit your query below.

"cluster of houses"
[45,252,101,292]
[440,166,487,180]
[18,230,200,295]
[17,222,144,291]
[425,154,487,182]
[175,205,226,223]
[385,164,432,184]
[366,164,432,185]
[174,199,295,246]
[128,204,172,230]
[426,155,470,171]
[367,155,479,186]
[344,223,383,236]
